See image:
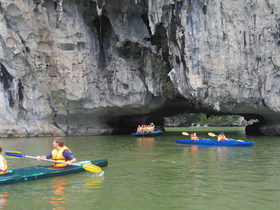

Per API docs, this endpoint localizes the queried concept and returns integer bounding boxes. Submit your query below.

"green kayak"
[0,159,108,185]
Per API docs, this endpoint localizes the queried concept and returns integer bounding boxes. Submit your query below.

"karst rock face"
[0,0,279,137]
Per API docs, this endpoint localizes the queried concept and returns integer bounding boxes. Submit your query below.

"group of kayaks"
[1,130,254,185]
[131,130,254,147]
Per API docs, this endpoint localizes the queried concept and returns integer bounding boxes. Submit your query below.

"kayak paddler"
[218,132,227,142]
[37,137,77,167]
[190,133,199,140]
[0,147,8,174]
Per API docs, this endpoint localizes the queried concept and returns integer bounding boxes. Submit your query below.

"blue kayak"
[131,130,164,136]
[176,139,254,146]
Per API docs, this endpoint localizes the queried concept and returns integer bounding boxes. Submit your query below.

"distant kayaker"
[218,132,227,142]
[190,133,199,140]
[137,124,155,133]
[150,123,155,132]
[37,137,77,167]
[0,147,8,174]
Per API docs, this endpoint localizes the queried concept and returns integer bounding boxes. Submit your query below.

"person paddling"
[0,147,8,174]
[37,137,77,167]
[217,132,227,142]
[190,133,199,140]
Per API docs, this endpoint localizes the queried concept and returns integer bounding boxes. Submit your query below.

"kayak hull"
[131,130,164,136]
[176,139,254,146]
[0,159,108,185]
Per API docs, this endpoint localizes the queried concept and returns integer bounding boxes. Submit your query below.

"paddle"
[208,132,217,137]
[5,151,102,173]
[208,132,244,142]
[182,132,189,136]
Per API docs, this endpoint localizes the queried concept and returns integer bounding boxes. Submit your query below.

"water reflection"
[83,176,104,192]
[190,145,198,152]
[0,192,8,207]
[182,145,253,176]
[217,146,228,160]
[182,145,230,173]
[136,137,154,159]
[137,137,154,150]
[189,145,199,171]
[50,177,68,209]
[186,145,229,161]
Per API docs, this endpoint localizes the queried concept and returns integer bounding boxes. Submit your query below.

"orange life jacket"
[218,134,226,141]
[190,133,199,140]
[51,146,72,167]
[0,155,8,174]
[143,126,147,132]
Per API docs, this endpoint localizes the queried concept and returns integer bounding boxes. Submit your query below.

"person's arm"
[63,150,77,164]
[67,157,77,164]
[37,152,52,160]
[0,158,4,170]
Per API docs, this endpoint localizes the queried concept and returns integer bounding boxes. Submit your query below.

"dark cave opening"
[107,108,264,136]
[0,63,15,107]
[243,114,265,136]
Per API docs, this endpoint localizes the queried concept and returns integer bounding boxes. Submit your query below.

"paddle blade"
[82,164,102,173]
[182,132,189,136]
[208,132,216,137]
[5,151,24,158]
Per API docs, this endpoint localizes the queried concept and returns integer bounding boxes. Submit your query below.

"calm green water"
[1,127,280,210]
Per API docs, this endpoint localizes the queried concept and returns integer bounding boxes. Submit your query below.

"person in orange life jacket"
[0,147,8,174]
[146,125,152,133]
[37,137,77,167]
[150,123,155,132]
[218,132,227,142]
[142,125,147,133]
[190,133,199,140]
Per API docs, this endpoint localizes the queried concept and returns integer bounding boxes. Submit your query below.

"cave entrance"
[163,113,263,136]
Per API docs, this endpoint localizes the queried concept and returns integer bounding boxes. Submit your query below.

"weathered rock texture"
[0,0,279,137]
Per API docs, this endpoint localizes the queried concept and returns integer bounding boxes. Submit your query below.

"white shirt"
[0,155,5,171]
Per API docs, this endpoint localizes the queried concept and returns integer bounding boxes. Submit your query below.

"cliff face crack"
[0,63,15,107]
[92,14,113,68]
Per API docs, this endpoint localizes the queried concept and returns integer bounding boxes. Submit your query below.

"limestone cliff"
[0,0,279,137]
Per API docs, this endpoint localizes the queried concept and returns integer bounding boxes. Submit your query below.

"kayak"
[176,139,254,146]
[0,159,108,185]
[131,130,164,136]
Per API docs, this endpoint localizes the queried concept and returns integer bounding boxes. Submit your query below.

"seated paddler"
[218,132,227,142]
[37,137,77,167]
[0,147,8,174]
[190,133,199,141]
